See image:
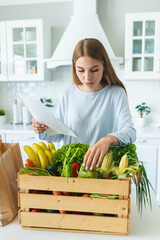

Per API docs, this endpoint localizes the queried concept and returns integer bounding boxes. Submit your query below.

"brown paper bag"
[0,138,23,226]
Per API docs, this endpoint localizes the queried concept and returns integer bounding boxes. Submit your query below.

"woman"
[32,38,136,171]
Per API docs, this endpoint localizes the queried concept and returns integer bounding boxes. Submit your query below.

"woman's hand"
[83,136,119,171]
[32,118,48,134]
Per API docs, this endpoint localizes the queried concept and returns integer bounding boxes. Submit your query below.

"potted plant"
[135,102,151,127]
[0,108,6,125]
[40,98,54,107]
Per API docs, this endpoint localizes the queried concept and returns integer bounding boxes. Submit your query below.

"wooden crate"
[17,174,131,235]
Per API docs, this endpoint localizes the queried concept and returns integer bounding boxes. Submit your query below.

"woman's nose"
[85,71,92,80]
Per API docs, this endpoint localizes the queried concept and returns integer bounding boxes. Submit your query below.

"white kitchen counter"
[136,124,160,139]
[1,123,160,139]
[0,189,160,240]
[0,123,34,135]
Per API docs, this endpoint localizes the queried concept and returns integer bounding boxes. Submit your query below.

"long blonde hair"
[72,38,126,93]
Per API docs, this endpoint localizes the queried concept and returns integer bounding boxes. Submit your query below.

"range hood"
[46,0,120,69]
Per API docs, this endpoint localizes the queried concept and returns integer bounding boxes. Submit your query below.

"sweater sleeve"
[108,88,136,145]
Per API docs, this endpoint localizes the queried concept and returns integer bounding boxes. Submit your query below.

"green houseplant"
[0,108,5,116]
[135,103,151,127]
[135,102,151,118]
[0,108,6,125]
[40,98,54,107]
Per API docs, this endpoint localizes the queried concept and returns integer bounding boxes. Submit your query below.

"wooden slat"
[18,174,131,195]
[18,191,21,207]
[122,195,128,218]
[20,193,129,215]
[128,197,131,214]
[20,212,129,234]
[18,209,21,224]
[21,226,127,236]
[23,190,29,212]
[127,217,130,234]
[118,195,123,218]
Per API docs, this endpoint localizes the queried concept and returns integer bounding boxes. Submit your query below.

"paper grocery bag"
[0,138,23,226]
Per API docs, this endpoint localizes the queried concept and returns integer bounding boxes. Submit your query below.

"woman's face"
[75,56,104,92]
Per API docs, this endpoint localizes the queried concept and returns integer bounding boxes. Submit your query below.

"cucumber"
[45,209,59,213]
[45,165,60,176]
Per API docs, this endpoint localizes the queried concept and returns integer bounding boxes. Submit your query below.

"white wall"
[0,0,160,125]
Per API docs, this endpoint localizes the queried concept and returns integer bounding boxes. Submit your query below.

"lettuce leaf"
[52,142,89,172]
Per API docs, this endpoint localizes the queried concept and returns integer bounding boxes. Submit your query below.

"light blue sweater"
[39,84,136,147]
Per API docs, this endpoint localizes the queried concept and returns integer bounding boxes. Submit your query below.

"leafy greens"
[52,142,89,173]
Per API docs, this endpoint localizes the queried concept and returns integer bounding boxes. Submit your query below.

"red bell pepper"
[72,162,80,177]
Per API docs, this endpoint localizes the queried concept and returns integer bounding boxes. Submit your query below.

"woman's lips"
[85,82,93,86]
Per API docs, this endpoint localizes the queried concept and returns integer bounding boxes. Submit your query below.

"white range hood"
[46,0,120,69]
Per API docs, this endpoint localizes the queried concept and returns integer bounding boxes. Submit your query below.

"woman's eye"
[77,69,99,73]
[91,69,98,73]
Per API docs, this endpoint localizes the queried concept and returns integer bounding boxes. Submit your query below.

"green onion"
[20,166,52,176]
[89,194,118,199]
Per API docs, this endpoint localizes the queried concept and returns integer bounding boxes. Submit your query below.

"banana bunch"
[23,142,56,169]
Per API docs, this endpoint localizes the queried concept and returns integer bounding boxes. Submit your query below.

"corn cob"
[23,145,41,167]
[39,142,48,152]
[101,150,112,170]
[118,154,128,174]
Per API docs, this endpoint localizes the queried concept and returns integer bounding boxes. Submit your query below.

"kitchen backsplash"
[0,66,160,126]
[0,66,72,123]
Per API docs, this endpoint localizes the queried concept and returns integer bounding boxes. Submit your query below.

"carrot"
[26,159,37,167]
[63,192,70,196]
[81,193,89,197]
[52,191,63,195]
[59,210,67,214]
[31,208,41,212]
[52,191,67,214]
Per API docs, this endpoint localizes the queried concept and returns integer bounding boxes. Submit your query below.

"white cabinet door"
[5,134,39,165]
[6,19,44,81]
[125,12,160,80]
[0,19,51,82]
[157,146,160,206]
[136,144,158,193]
[0,22,7,81]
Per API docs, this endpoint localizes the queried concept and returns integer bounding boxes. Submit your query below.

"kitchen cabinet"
[157,146,160,206]
[125,12,160,80]
[1,125,59,165]
[135,138,160,206]
[0,22,7,81]
[136,142,157,192]
[0,19,51,81]
[5,133,39,164]
[5,133,59,165]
